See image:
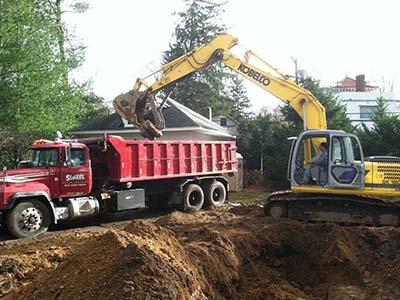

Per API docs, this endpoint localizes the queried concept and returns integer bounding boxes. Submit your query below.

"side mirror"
[65,146,73,167]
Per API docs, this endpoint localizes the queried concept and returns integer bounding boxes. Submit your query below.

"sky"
[65,0,400,113]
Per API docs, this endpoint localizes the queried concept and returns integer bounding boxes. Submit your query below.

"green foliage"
[237,112,297,188]
[0,126,41,169]
[356,97,400,156]
[0,0,89,138]
[78,93,111,124]
[163,0,249,120]
[280,75,352,132]
[225,74,251,121]
[0,1,106,168]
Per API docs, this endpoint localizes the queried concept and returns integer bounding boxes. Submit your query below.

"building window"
[220,117,227,127]
[360,106,377,119]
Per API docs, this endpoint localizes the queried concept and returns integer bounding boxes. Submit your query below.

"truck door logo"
[237,63,270,86]
[65,174,85,181]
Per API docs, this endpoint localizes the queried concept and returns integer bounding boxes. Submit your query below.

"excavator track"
[264,190,400,226]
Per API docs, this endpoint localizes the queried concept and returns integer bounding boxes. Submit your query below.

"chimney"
[355,74,366,92]
[201,107,213,120]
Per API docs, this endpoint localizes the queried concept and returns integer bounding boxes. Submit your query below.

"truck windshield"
[29,149,59,167]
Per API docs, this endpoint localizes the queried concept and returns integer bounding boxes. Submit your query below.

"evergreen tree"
[280,74,352,132]
[226,74,251,121]
[356,97,400,156]
[163,0,249,118]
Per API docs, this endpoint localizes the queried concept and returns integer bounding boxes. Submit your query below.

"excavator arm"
[113,34,326,139]
[219,50,326,130]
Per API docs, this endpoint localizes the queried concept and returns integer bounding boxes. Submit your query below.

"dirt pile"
[3,205,400,300]
[0,229,104,297]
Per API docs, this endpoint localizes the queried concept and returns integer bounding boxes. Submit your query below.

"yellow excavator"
[113,34,400,226]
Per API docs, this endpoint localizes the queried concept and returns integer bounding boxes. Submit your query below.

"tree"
[0,126,41,169]
[356,97,400,156]
[163,0,249,118]
[0,0,89,137]
[79,93,111,124]
[225,74,251,121]
[280,74,353,132]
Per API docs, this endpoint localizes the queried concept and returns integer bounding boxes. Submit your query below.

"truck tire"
[182,184,204,212]
[204,181,226,208]
[6,199,51,238]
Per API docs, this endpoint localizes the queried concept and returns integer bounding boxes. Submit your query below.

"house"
[336,91,399,129]
[73,98,243,191]
[331,74,378,93]
[331,74,400,129]
[72,99,235,141]
[212,115,239,136]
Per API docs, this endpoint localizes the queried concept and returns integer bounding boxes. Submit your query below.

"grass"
[228,189,269,205]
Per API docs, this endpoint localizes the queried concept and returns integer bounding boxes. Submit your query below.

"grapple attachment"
[113,91,165,140]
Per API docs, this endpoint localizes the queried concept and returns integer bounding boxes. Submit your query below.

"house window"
[220,117,227,127]
[360,106,377,119]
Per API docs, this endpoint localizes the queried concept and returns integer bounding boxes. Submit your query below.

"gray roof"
[73,99,233,136]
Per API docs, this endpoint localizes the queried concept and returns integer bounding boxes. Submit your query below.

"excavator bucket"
[113,91,165,140]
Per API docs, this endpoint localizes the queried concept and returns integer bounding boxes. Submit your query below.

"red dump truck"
[0,135,237,238]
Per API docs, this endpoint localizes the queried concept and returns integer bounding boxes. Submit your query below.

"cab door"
[60,146,92,198]
[328,134,365,189]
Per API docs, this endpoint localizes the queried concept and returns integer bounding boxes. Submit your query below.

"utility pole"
[291,57,298,84]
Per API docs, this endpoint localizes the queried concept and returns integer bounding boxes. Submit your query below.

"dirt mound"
[0,229,104,298]
[3,206,400,300]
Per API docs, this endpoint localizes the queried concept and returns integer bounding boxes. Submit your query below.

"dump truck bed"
[89,135,237,183]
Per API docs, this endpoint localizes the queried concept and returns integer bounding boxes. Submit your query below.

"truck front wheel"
[6,199,51,238]
[182,184,204,212]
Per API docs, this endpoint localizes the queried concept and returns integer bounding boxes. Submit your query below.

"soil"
[1,204,400,300]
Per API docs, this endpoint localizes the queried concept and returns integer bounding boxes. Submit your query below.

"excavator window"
[330,136,360,184]
[293,135,328,185]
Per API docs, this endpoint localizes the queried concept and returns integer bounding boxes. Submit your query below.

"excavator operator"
[303,142,328,184]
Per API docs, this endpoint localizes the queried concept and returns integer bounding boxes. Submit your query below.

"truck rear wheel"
[6,199,51,238]
[182,184,204,212]
[204,181,226,208]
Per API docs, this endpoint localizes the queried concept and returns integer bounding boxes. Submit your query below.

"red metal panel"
[172,144,179,174]
[206,144,212,172]
[105,136,237,183]
[195,144,202,173]
[159,144,167,176]
[184,143,190,174]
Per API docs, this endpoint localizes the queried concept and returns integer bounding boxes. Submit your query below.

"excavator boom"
[113,34,326,139]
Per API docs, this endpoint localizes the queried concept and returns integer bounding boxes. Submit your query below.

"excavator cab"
[288,130,365,190]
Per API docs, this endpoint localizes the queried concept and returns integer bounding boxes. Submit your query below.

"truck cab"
[29,140,92,198]
[0,140,97,238]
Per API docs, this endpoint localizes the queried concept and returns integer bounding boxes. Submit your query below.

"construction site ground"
[1,191,400,300]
